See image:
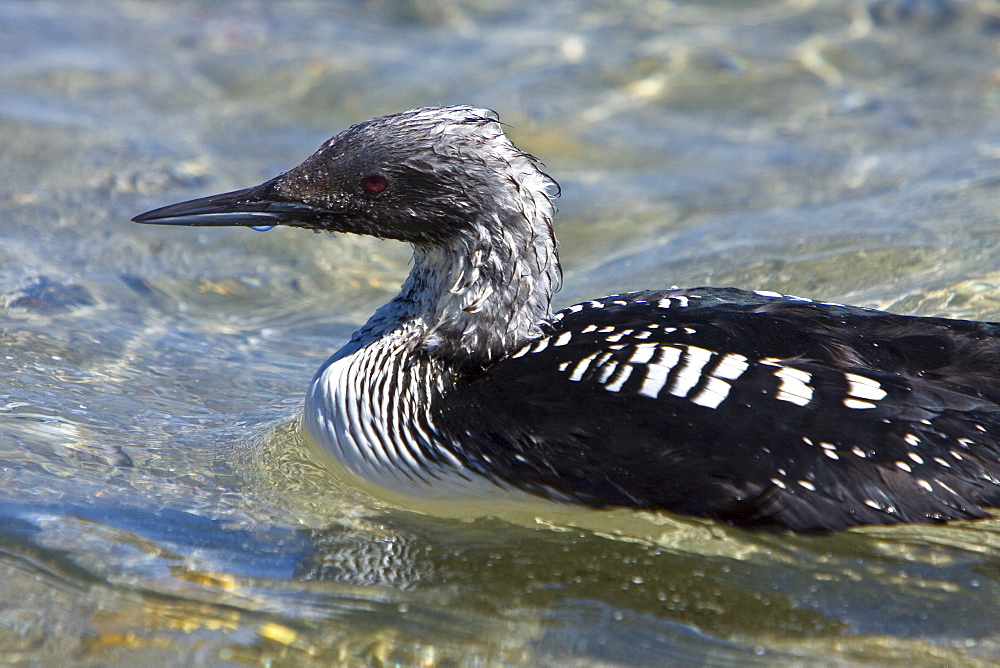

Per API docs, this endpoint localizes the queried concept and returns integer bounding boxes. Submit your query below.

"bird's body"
[135,106,1000,531]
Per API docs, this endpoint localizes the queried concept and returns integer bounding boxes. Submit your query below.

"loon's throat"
[362,207,561,367]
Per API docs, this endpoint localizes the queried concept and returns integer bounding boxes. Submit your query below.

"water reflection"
[8,423,1000,664]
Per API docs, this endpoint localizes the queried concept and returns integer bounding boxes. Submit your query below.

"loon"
[134,105,1000,532]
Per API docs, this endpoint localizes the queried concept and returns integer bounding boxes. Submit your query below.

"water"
[2,0,1000,663]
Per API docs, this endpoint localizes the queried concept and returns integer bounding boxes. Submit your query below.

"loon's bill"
[134,105,1000,532]
[134,178,327,229]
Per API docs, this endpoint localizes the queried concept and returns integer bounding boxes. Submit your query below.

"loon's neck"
[348,198,561,367]
[306,206,561,498]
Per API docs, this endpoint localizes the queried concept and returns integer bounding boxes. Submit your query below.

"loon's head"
[133,106,559,247]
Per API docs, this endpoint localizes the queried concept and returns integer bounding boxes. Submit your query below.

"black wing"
[435,288,1000,531]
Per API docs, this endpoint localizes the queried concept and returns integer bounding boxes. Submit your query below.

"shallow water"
[3,0,1000,664]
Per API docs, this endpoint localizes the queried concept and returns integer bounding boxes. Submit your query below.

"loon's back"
[436,288,1000,531]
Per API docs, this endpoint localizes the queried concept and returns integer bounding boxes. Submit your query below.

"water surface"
[2,0,1000,664]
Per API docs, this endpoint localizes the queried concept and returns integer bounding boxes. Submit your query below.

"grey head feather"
[331,106,563,366]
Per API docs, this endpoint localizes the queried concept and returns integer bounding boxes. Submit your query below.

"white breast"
[303,332,510,501]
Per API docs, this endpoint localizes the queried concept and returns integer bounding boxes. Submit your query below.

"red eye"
[361,174,388,194]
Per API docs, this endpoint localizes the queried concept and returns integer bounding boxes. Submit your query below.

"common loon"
[134,106,1000,532]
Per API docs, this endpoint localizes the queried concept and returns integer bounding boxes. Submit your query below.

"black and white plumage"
[134,106,1000,532]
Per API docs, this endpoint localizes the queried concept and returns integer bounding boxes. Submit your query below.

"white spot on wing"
[567,352,598,381]
[843,398,877,409]
[937,480,958,495]
[552,331,572,347]
[844,373,887,401]
[628,343,658,365]
[637,346,682,398]
[773,366,813,406]
[712,353,749,380]
[754,290,783,298]
[606,329,633,343]
[689,376,731,408]
[669,346,714,398]
[604,364,633,392]
[595,359,619,384]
